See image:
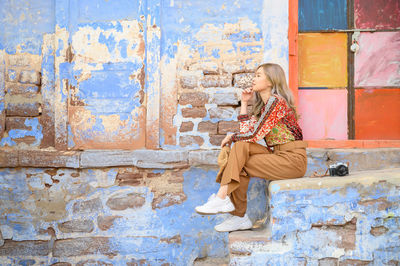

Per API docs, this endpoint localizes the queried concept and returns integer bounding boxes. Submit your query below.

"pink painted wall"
[298,89,348,140]
[355,32,400,87]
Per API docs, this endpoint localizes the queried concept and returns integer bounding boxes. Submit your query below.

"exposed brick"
[6,102,41,117]
[168,171,184,183]
[116,172,143,186]
[13,136,37,145]
[6,83,40,95]
[209,107,235,119]
[147,172,163,178]
[180,74,198,89]
[53,237,114,257]
[5,117,31,131]
[179,92,209,106]
[181,107,207,118]
[0,240,50,256]
[106,193,145,210]
[359,197,391,211]
[73,198,103,214]
[218,121,239,134]
[152,192,187,209]
[198,121,217,134]
[370,226,388,236]
[19,70,41,85]
[127,259,148,266]
[58,219,94,233]
[211,92,239,105]
[6,69,18,82]
[233,72,254,88]
[97,215,122,231]
[179,121,194,132]
[51,263,72,266]
[339,259,372,266]
[201,74,231,88]
[318,258,338,266]
[179,135,204,147]
[209,135,226,146]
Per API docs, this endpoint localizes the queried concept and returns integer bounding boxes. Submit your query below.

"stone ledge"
[0,148,399,171]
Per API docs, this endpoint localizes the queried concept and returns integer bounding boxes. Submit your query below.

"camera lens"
[336,165,348,176]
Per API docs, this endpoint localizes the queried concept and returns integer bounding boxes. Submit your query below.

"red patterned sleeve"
[231,96,287,143]
[237,114,256,134]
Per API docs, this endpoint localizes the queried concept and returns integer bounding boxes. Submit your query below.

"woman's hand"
[241,87,254,104]
[221,134,233,148]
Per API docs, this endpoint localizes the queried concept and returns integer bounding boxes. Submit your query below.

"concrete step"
[229,168,400,265]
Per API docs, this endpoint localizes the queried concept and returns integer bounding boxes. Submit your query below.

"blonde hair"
[251,63,298,119]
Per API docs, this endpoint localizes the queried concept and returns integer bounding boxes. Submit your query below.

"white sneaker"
[214,214,253,232]
[195,194,235,215]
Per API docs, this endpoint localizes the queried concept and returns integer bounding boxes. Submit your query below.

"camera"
[328,162,349,176]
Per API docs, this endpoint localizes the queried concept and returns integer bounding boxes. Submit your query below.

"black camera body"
[328,162,349,176]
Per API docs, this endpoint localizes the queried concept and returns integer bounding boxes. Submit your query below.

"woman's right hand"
[241,87,253,103]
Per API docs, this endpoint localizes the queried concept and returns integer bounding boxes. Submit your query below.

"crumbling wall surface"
[230,169,400,265]
[0,165,267,265]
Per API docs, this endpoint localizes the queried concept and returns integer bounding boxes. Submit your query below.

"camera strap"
[311,168,330,178]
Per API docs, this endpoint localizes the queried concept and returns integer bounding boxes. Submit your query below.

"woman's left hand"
[221,134,233,148]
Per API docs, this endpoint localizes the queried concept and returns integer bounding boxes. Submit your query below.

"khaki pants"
[217,140,308,217]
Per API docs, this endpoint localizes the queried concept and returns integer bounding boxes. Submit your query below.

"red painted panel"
[355,88,400,140]
[355,0,400,29]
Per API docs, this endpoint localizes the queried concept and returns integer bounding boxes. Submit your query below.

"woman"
[195,63,307,232]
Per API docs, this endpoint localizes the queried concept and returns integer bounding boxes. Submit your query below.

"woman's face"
[252,68,272,92]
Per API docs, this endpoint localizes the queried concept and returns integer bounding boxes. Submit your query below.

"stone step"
[229,168,400,265]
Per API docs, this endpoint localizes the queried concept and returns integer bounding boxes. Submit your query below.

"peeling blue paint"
[0,118,43,147]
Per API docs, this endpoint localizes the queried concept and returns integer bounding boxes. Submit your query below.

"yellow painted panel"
[299,33,347,87]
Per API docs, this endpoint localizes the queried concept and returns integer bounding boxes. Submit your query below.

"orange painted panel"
[355,88,400,140]
[298,89,348,140]
[298,33,347,87]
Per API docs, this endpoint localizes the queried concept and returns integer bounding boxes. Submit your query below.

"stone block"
[327,148,400,172]
[19,70,41,85]
[222,60,245,73]
[6,83,40,95]
[72,198,103,214]
[210,92,239,106]
[5,117,31,131]
[53,237,113,257]
[131,150,189,168]
[6,69,18,82]
[218,121,239,134]
[80,150,136,168]
[8,54,31,67]
[209,135,226,146]
[0,149,18,167]
[179,121,194,132]
[181,107,207,118]
[198,121,217,134]
[19,150,80,168]
[106,193,145,210]
[209,107,236,119]
[58,219,94,233]
[116,171,143,186]
[188,150,219,166]
[188,61,219,74]
[180,135,204,147]
[6,102,41,117]
[233,72,254,88]
[201,74,231,88]
[0,240,50,256]
[97,215,122,231]
[179,92,209,106]
[152,192,187,209]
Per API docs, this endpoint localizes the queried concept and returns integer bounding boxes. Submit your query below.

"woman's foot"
[195,194,235,215]
[214,214,252,232]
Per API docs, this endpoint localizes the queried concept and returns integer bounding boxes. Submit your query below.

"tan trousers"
[217,140,308,217]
